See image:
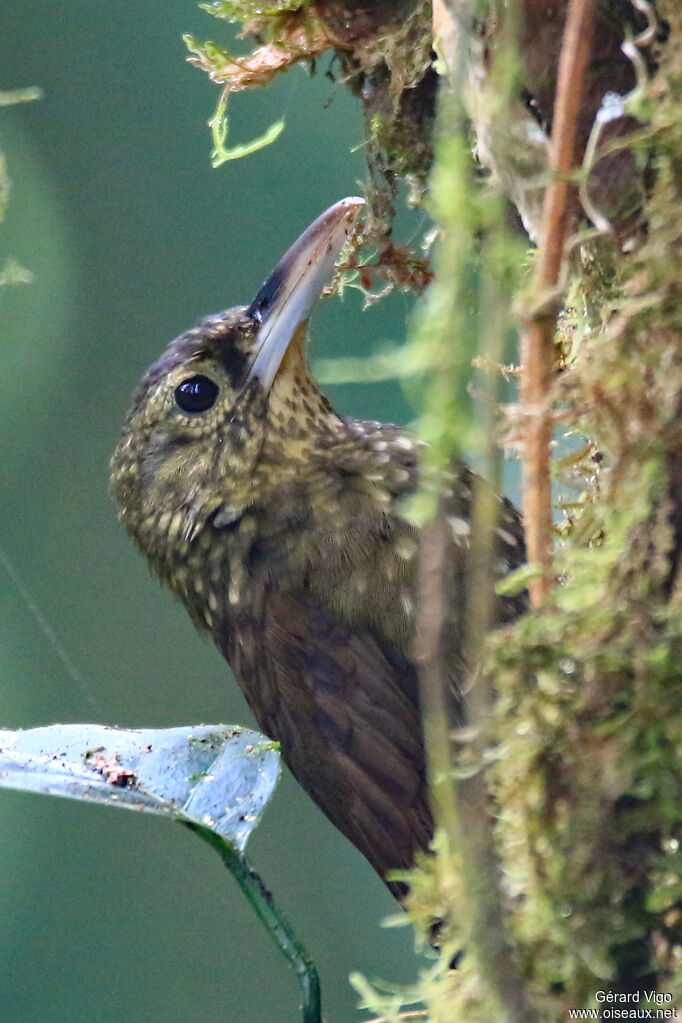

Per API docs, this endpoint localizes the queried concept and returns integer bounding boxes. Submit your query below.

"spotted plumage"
[111,200,526,899]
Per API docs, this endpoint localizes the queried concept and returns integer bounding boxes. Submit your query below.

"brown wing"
[224,587,432,900]
[219,461,526,899]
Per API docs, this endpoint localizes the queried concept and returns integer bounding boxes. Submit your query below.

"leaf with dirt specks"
[0,723,280,849]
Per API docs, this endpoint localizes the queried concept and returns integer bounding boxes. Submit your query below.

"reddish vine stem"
[520,0,597,606]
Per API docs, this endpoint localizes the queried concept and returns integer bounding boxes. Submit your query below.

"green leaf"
[0,87,43,106]
[0,722,280,849]
[0,723,324,1020]
[0,257,34,287]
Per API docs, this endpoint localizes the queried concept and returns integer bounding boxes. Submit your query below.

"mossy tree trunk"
[413,1,682,1018]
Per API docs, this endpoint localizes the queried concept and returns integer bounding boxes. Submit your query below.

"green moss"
[393,3,682,1018]
[486,23,682,1002]
[200,0,310,21]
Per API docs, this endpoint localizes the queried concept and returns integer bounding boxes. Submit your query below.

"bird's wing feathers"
[226,587,432,898]
[221,461,526,896]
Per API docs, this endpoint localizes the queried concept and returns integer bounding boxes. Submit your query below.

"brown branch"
[520,0,597,606]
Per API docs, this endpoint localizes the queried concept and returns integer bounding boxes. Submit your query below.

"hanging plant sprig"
[207,86,284,167]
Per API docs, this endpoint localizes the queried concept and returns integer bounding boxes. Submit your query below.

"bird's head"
[111,198,364,561]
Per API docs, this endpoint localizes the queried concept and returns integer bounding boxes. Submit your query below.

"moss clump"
[487,11,682,1015]
[200,0,309,19]
[385,2,682,1019]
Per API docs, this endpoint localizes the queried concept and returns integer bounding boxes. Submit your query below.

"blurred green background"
[0,2,423,1022]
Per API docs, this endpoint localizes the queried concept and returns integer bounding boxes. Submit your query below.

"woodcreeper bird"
[111,199,526,900]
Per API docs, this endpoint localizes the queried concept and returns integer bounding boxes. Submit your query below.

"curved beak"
[245,197,364,392]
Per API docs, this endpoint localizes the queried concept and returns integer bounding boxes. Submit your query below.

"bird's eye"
[174,375,219,414]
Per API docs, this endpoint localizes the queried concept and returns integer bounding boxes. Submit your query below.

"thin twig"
[520,0,597,606]
[185,823,321,1023]
[416,517,461,842]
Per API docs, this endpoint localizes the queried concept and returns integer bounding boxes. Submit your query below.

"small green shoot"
[208,88,284,167]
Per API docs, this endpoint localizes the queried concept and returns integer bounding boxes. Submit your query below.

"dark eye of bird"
[174,375,219,414]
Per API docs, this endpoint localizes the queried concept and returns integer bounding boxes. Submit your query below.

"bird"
[110,197,527,902]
